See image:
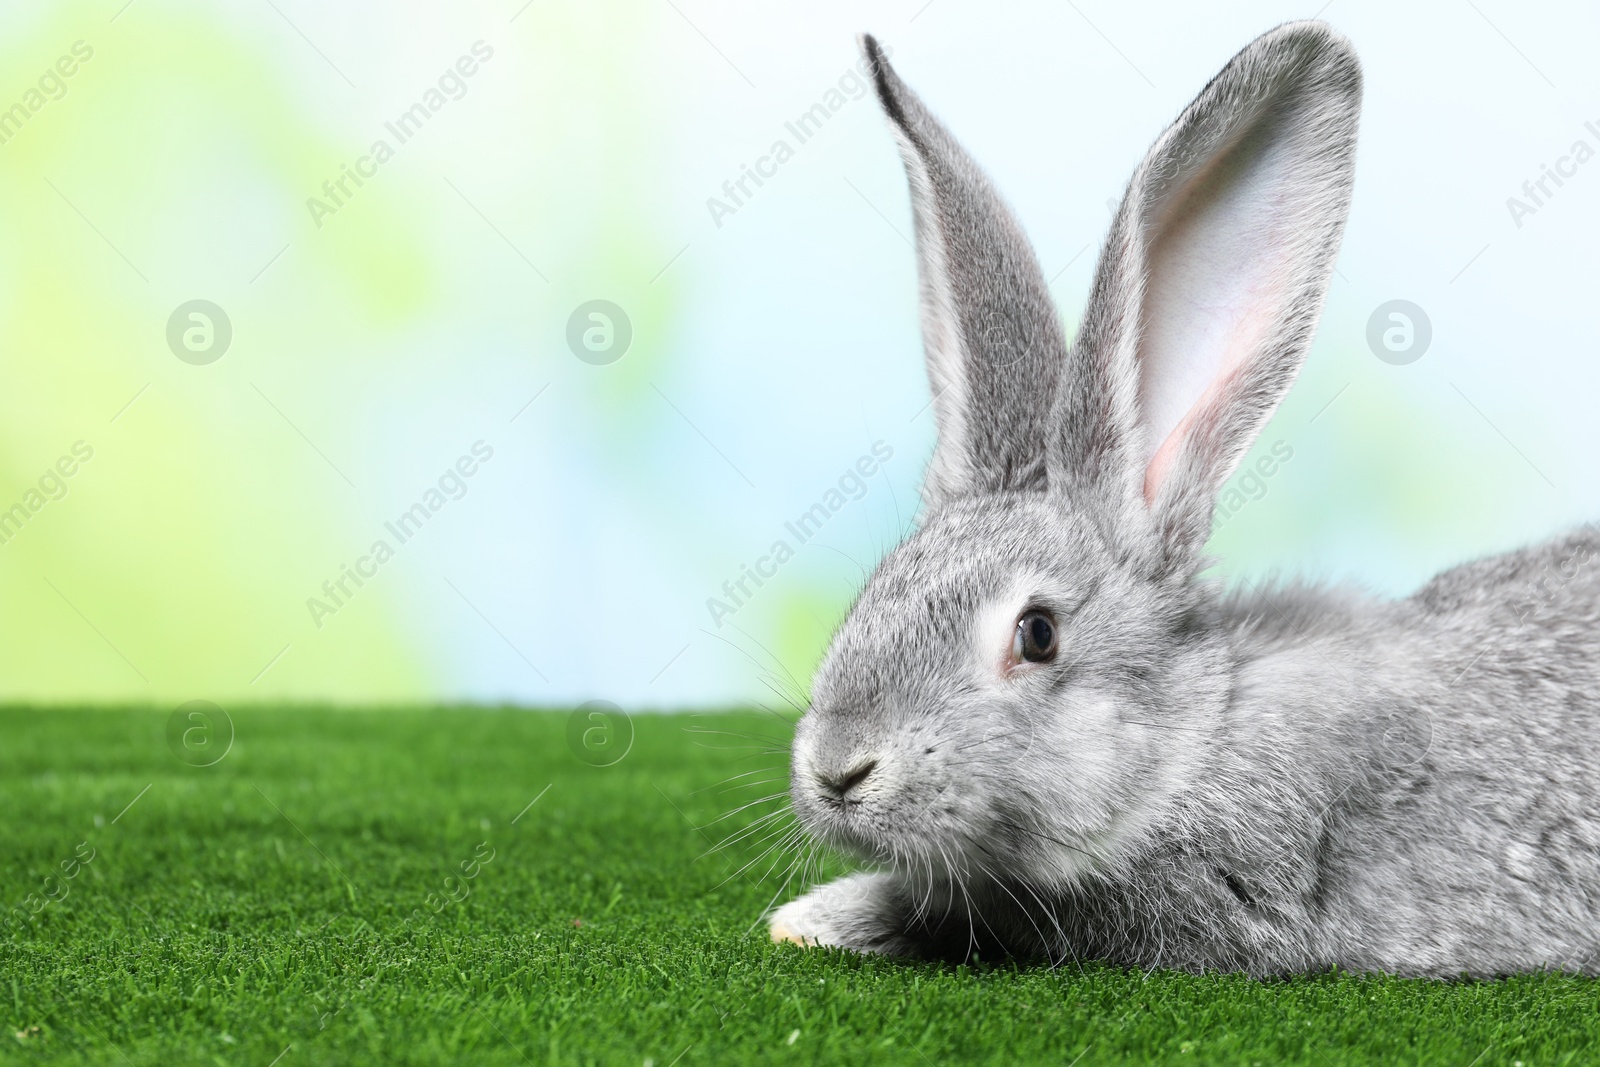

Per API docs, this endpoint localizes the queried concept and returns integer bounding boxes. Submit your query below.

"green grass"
[1,707,1595,1066]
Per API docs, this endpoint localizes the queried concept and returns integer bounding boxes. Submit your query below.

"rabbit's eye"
[1012,611,1057,664]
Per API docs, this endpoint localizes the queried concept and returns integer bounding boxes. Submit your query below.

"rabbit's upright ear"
[1052,22,1361,568]
[862,36,1069,507]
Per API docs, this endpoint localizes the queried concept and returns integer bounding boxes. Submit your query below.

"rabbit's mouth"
[792,778,897,865]
[793,767,997,876]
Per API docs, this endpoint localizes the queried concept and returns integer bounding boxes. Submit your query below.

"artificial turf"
[1,706,1596,1066]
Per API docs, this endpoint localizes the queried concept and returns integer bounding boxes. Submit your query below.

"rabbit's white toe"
[767,872,899,953]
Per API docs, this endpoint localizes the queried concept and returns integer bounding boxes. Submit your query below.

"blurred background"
[2,0,1598,709]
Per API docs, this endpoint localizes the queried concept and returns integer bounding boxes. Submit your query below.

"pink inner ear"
[1140,293,1273,506]
[1142,371,1234,505]
[1143,414,1190,504]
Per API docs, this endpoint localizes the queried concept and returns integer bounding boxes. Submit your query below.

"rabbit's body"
[1041,527,1600,977]
[770,23,1600,977]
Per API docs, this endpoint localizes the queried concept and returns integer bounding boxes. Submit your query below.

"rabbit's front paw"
[768,872,906,954]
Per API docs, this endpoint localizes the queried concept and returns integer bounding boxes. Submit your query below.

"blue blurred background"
[2,0,1598,709]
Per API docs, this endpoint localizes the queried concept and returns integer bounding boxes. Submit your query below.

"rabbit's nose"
[815,759,877,802]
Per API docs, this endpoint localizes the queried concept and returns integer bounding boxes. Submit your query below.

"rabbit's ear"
[863,35,1069,506]
[1052,21,1361,567]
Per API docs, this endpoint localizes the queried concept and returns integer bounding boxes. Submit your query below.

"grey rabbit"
[768,21,1600,978]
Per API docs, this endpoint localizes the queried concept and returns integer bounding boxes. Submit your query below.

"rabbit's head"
[790,24,1362,889]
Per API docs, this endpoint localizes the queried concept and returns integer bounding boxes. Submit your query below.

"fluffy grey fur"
[768,22,1600,978]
